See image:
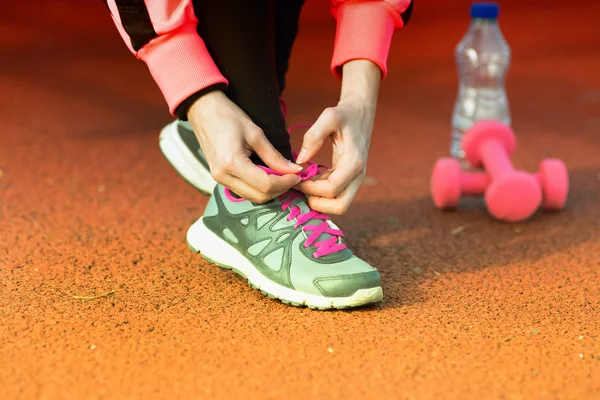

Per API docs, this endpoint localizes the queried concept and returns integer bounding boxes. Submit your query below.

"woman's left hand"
[295,60,380,215]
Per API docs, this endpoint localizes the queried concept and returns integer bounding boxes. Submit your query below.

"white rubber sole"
[187,218,383,310]
[159,121,217,195]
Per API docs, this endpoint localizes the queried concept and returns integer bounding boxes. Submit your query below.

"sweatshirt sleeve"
[105,0,228,115]
[330,0,413,79]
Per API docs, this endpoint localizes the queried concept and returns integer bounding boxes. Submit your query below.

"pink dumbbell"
[431,157,569,211]
[461,120,542,221]
[434,121,538,223]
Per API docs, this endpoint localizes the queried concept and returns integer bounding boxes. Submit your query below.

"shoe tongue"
[289,193,339,245]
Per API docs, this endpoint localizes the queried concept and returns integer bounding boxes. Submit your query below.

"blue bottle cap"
[470,2,500,18]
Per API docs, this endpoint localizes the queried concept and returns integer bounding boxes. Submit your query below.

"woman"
[105,0,413,309]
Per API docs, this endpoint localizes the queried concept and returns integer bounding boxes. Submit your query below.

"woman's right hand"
[187,90,302,203]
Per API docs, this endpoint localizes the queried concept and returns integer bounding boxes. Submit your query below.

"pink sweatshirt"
[106,0,413,115]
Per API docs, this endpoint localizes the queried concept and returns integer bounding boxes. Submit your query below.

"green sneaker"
[186,182,383,310]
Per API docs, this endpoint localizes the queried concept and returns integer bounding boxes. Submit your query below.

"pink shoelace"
[276,164,347,258]
[278,191,346,258]
[285,114,345,257]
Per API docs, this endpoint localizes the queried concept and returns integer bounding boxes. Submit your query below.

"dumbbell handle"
[461,173,490,195]
[462,170,543,194]
[480,139,516,179]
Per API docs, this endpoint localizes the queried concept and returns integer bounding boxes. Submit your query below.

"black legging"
[192,0,305,164]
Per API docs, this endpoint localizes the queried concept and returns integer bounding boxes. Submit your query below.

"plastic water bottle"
[450,2,511,160]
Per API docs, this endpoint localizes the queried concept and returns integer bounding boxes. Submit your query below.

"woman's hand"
[295,60,381,215]
[188,90,302,203]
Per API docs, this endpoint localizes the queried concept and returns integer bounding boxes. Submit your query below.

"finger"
[220,173,290,204]
[211,157,278,202]
[331,142,340,169]
[306,176,363,215]
[247,128,303,174]
[292,169,332,191]
[216,172,266,202]
[295,107,340,164]
[233,156,302,195]
[298,154,363,199]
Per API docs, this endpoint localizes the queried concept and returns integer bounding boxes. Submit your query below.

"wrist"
[180,84,227,121]
[187,89,228,122]
[339,60,381,106]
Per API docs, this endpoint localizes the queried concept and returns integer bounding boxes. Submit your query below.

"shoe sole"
[187,217,384,310]
[159,121,217,196]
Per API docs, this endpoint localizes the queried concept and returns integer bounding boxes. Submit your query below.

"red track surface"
[1,1,599,399]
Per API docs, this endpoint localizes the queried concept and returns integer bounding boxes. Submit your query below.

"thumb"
[296,107,339,164]
[250,130,303,174]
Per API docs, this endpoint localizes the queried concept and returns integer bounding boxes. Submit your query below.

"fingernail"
[288,160,303,171]
[296,148,307,164]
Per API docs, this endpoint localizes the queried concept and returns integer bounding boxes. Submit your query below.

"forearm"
[339,60,381,106]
